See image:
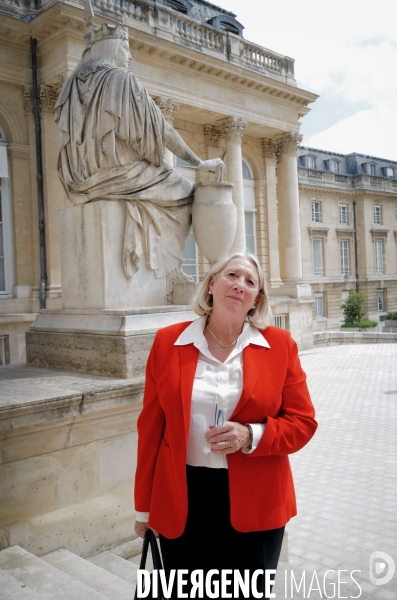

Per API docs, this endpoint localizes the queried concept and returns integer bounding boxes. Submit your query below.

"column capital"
[155,97,180,123]
[275,132,303,156]
[261,138,279,160]
[218,116,247,142]
[204,124,223,148]
[40,75,66,114]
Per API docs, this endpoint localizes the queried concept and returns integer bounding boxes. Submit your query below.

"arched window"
[0,124,13,297]
[242,158,256,254]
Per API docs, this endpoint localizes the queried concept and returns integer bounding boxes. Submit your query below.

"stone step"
[0,546,107,600]
[42,548,135,600]
[0,569,46,600]
[88,550,139,586]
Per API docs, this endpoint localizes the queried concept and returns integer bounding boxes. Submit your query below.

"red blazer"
[134,322,317,538]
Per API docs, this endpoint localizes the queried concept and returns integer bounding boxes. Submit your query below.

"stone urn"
[192,181,236,263]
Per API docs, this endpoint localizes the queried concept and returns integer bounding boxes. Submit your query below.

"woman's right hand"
[134,520,159,539]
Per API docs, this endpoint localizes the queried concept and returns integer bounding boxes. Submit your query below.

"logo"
[369,551,396,586]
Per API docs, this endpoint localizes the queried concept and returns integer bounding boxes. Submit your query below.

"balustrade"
[241,42,282,74]
[175,17,222,51]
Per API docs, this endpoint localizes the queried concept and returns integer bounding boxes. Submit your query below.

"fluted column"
[261,139,282,288]
[155,97,180,165]
[276,133,303,282]
[219,117,247,253]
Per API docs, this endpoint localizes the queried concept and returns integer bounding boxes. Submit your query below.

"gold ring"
[224,440,228,448]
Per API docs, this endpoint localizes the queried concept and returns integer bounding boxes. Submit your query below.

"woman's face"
[115,40,132,68]
[209,257,260,321]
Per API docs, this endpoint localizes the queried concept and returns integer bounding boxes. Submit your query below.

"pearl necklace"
[206,326,238,349]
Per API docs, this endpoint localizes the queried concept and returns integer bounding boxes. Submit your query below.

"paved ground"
[273,344,397,600]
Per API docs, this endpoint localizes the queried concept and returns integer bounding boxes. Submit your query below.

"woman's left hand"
[205,421,250,454]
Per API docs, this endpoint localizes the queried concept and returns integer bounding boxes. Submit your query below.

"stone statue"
[54,1,223,282]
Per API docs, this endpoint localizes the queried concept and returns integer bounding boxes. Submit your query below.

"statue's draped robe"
[54,59,193,279]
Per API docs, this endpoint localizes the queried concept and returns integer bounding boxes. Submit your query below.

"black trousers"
[159,465,285,599]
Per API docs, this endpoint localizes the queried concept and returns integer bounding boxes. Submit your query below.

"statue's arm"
[164,121,224,174]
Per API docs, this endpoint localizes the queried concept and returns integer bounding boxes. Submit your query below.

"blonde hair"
[191,252,273,329]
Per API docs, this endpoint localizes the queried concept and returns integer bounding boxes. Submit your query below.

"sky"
[218,0,397,161]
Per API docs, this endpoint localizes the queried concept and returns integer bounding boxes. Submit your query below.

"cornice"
[17,3,316,111]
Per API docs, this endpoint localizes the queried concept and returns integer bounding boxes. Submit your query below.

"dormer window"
[161,0,192,15]
[301,154,317,169]
[325,159,340,173]
[383,166,395,178]
[362,162,376,175]
[207,15,244,37]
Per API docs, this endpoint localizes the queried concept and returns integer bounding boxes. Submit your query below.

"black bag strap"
[134,530,163,600]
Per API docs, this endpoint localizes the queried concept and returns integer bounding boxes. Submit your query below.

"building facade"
[298,146,397,330]
[0,0,319,365]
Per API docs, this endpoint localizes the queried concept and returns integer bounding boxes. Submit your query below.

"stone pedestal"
[59,201,168,310]
[27,307,197,378]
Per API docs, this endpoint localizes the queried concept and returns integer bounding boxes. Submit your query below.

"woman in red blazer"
[134,252,317,599]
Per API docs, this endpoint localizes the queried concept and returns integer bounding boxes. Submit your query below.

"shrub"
[341,319,378,329]
[341,291,366,324]
[385,312,397,321]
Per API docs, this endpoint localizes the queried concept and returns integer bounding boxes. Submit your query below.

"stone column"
[155,97,180,166]
[39,77,69,309]
[261,139,282,288]
[219,117,247,253]
[276,133,310,297]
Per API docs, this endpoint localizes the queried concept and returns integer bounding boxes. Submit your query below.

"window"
[383,167,394,178]
[342,291,349,304]
[363,162,376,175]
[0,335,9,366]
[373,205,382,225]
[314,293,324,317]
[219,21,240,34]
[375,240,384,274]
[0,126,13,297]
[377,290,384,312]
[273,315,286,329]
[340,240,350,276]
[329,160,339,173]
[164,0,189,14]
[176,156,192,167]
[245,212,256,254]
[242,159,253,179]
[313,239,324,276]
[181,228,198,282]
[306,156,315,169]
[311,201,322,223]
[339,204,349,225]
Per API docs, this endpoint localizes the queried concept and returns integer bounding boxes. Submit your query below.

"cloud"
[300,88,371,139]
[356,36,386,48]
[304,105,397,161]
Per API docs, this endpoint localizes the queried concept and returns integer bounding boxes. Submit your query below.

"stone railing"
[0,0,295,83]
[298,168,397,193]
[241,41,294,77]
[174,15,223,51]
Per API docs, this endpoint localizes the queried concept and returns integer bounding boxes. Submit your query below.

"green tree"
[341,291,366,324]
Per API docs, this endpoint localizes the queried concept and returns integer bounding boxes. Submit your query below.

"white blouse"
[135,316,270,522]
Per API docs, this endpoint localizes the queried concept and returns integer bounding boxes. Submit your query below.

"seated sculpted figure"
[55,20,223,280]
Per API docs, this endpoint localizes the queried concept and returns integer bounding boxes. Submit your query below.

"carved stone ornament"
[370,228,389,241]
[307,226,329,242]
[261,138,278,160]
[204,124,223,148]
[275,132,303,156]
[23,87,33,115]
[40,76,66,114]
[218,117,247,142]
[155,97,180,124]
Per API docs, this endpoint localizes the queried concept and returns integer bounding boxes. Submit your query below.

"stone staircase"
[0,540,150,599]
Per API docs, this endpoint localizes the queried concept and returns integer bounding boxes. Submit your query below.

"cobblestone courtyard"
[274,344,397,600]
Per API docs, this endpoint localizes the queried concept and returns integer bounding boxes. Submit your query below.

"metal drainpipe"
[352,200,359,292]
[31,37,47,310]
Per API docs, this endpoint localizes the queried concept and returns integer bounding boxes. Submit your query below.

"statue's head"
[89,24,131,68]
